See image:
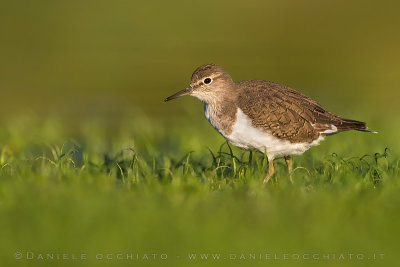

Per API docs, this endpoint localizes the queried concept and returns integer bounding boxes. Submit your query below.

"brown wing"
[237,80,366,143]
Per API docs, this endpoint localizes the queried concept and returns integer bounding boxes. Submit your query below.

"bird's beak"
[164,87,192,102]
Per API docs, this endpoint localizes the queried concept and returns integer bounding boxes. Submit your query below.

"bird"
[164,64,375,183]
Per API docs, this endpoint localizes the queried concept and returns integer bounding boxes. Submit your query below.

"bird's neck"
[204,95,238,136]
[204,86,237,108]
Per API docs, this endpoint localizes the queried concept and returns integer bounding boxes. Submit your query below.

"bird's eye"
[204,78,212,84]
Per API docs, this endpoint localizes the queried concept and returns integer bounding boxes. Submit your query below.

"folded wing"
[237,80,370,143]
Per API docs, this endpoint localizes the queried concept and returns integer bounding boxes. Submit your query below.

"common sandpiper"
[165,64,375,183]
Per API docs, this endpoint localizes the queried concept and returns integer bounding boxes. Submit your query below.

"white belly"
[227,108,323,160]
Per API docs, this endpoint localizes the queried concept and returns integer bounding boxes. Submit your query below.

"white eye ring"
[204,77,212,84]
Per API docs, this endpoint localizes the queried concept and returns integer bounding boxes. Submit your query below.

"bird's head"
[164,64,235,104]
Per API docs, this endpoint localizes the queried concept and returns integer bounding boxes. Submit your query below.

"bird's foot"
[263,174,273,184]
[263,159,275,184]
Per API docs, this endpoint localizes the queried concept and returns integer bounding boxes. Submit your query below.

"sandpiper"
[165,64,375,183]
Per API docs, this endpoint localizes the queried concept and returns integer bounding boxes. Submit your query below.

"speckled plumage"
[165,64,375,183]
[236,80,369,143]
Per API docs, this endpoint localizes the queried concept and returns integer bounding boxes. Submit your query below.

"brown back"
[237,80,367,143]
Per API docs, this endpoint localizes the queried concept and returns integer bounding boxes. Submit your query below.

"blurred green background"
[1,1,400,267]
[1,0,399,124]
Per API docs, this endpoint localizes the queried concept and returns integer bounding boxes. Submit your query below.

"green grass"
[1,1,399,266]
[0,114,399,267]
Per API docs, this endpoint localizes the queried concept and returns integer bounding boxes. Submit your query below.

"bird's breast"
[204,103,235,137]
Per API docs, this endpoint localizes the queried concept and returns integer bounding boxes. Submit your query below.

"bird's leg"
[263,158,275,184]
[284,155,293,183]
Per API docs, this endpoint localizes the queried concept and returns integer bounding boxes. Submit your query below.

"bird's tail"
[335,118,377,134]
